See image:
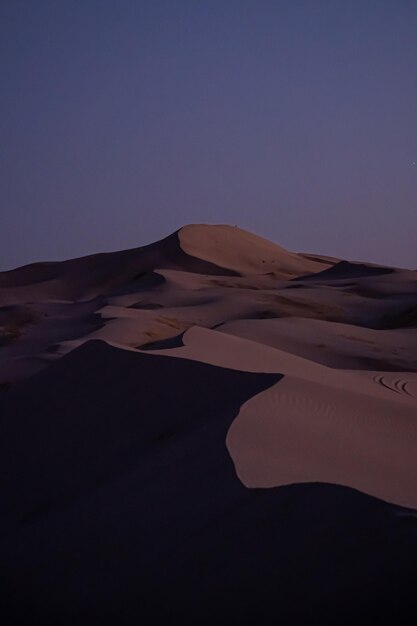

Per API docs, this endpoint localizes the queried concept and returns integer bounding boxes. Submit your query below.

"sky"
[1,0,416,270]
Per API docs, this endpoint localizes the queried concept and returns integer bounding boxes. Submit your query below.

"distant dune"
[1,224,417,624]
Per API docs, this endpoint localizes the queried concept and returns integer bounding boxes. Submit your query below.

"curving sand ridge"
[149,325,416,400]
[148,326,417,509]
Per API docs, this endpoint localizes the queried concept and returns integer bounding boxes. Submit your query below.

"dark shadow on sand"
[0,341,416,625]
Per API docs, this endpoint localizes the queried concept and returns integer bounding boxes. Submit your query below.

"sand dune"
[1,224,417,623]
[0,225,324,303]
[1,339,416,624]
[146,326,417,507]
[179,223,329,277]
[216,317,417,370]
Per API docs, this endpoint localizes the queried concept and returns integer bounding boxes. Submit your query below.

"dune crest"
[148,326,417,507]
[178,223,330,277]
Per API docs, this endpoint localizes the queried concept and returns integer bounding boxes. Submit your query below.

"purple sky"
[1,0,416,271]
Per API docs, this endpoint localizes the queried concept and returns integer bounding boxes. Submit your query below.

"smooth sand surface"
[228,372,417,509]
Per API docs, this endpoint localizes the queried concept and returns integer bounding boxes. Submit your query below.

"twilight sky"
[1,0,416,270]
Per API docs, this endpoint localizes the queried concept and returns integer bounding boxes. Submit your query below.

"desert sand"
[1,224,416,624]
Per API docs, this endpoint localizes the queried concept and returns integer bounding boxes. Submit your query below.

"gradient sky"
[1,0,416,271]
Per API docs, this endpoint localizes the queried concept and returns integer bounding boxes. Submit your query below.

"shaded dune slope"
[0,341,416,624]
[0,230,238,303]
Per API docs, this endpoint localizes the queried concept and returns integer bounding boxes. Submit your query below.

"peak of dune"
[177,223,329,277]
[0,224,331,303]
